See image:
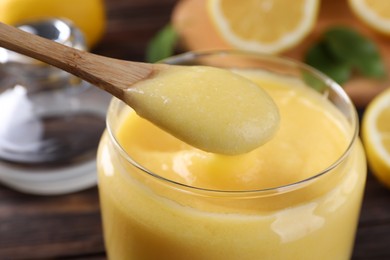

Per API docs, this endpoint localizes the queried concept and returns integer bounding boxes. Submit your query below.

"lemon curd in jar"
[97,52,366,260]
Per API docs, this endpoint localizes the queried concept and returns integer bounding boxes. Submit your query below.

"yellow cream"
[97,69,366,259]
[125,66,279,155]
[118,70,350,190]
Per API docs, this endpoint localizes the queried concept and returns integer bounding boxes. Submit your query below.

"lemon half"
[349,0,390,36]
[207,0,320,54]
[362,88,390,188]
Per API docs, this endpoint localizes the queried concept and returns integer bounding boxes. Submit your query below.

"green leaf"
[354,54,386,78]
[302,71,328,93]
[305,41,351,85]
[324,26,386,78]
[304,26,387,86]
[146,24,178,63]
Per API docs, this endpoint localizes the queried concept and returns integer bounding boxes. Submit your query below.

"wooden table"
[1,0,390,259]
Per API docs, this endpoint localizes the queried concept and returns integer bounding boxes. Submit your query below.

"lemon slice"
[207,0,320,54]
[348,0,390,35]
[362,88,390,188]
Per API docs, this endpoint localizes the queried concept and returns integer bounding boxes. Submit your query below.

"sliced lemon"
[348,0,390,35]
[0,0,105,48]
[207,0,320,54]
[362,88,390,188]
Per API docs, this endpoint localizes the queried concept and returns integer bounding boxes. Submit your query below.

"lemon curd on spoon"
[126,65,280,155]
[97,52,366,260]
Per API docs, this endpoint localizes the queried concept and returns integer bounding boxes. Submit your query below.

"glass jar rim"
[106,50,359,196]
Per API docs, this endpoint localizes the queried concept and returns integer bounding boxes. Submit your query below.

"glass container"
[0,19,110,195]
[97,50,366,259]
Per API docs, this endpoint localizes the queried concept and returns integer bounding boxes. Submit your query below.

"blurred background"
[0,0,390,259]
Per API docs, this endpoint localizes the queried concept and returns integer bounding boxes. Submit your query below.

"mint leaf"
[305,41,351,84]
[302,71,328,93]
[146,24,178,63]
[324,27,386,78]
[304,26,387,85]
[354,54,386,78]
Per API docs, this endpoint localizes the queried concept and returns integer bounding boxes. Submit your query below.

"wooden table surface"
[1,0,390,259]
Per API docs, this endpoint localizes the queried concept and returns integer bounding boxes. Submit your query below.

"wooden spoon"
[0,22,280,155]
[0,22,165,100]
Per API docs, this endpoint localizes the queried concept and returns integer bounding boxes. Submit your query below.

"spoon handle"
[0,22,154,99]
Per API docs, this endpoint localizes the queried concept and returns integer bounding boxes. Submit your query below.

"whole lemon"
[0,0,106,48]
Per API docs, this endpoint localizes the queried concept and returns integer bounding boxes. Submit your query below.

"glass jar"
[0,19,110,195]
[97,50,366,259]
